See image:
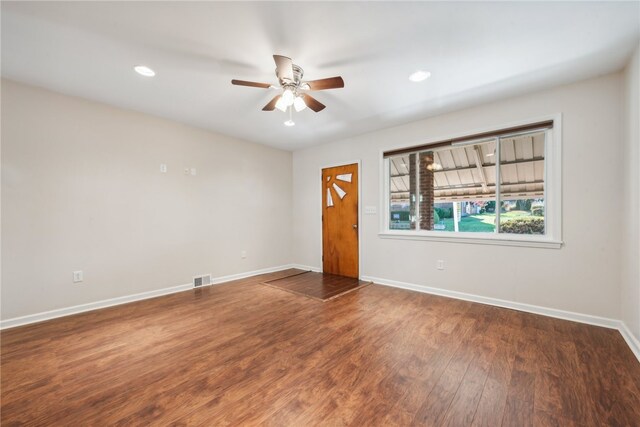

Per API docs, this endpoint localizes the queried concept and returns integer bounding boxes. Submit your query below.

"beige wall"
[293,73,625,319]
[1,79,292,320]
[622,44,640,341]
[2,65,636,330]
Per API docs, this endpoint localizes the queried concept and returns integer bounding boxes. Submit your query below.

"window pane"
[434,201,497,232]
[431,140,497,232]
[498,131,545,235]
[389,154,416,230]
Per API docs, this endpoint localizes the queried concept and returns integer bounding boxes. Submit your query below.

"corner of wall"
[621,43,640,343]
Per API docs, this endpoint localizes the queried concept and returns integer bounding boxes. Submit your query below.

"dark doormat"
[262,271,370,301]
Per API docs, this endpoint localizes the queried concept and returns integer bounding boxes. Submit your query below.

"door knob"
[353,224,358,229]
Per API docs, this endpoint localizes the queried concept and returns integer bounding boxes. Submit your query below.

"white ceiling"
[2,2,639,151]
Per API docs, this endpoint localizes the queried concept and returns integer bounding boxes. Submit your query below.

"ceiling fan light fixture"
[275,97,287,112]
[409,70,431,82]
[282,88,295,106]
[294,96,307,112]
[284,119,295,127]
[231,54,342,114]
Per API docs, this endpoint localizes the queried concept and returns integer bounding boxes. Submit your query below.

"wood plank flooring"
[2,268,639,426]
[262,271,370,301]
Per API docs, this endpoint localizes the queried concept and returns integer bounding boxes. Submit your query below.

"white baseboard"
[361,274,640,362]
[0,264,296,330]
[0,283,192,330]
[618,321,640,362]
[361,275,620,328]
[3,266,638,363]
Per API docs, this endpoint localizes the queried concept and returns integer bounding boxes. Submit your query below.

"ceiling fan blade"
[273,55,294,82]
[305,76,344,91]
[231,79,272,89]
[303,94,326,112]
[262,95,282,111]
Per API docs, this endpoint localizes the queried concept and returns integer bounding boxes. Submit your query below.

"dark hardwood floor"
[262,271,370,301]
[2,268,639,426]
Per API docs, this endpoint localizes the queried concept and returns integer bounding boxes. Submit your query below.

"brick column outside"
[419,152,434,230]
[408,153,417,230]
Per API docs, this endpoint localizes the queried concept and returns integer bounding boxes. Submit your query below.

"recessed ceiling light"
[409,70,431,82]
[284,120,295,127]
[134,65,155,77]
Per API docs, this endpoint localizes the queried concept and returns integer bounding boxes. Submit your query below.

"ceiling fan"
[231,55,344,119]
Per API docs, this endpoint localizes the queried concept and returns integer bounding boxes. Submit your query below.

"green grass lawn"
[436,210,531,232]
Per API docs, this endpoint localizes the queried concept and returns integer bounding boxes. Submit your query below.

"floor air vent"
[193,274,212,288]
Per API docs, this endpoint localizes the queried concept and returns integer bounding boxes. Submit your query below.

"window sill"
[378,231,563,249]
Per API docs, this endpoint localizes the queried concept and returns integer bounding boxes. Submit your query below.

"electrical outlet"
[73,270,83,283]
[190,168,197,176]
[160,163,167,173]
[437,260,445,270]
[241,251,247,259]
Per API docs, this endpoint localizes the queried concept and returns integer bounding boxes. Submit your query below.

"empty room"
[2,1,640,425]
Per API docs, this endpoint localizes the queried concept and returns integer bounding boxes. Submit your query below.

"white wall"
[622,45,640,341]
[2,66,636,330]
[293,73,625,320]
[1,79,292,320]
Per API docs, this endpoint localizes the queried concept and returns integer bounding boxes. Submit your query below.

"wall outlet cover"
[73,271,83,283]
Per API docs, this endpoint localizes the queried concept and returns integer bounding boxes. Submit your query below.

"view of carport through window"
[389,129,546,235]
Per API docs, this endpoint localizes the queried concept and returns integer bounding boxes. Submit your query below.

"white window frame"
[379,114,563,249]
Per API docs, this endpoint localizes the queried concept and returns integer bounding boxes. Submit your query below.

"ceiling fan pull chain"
[284,104,295,127]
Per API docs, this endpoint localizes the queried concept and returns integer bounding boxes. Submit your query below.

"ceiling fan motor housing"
[277,64,304,86]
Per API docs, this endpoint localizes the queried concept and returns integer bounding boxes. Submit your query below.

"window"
[382,119,561,248]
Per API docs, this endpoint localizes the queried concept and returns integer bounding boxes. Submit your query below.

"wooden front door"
[322,163,359,278]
